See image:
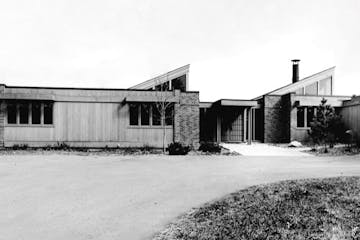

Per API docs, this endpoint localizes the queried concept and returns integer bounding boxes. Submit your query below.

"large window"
[7,103,17,124]
[44,103,53,124]
[129,104,139,126]
[129,103,173,126]
[19,103,29,124]
[297,107,305,127]
[297,106,316,128]
[32,102,41,124]
[7,101,53,125]
[318,78,332,95]
[305,82,318,95]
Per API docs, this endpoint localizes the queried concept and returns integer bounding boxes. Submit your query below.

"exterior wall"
[289,94,351,142]
[1,86,199,148]
[263,95,290,143]
[340,97,360,141]
[174,92,200,148]
[0,85,4,147]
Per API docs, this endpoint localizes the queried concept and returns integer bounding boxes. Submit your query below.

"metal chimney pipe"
[292,59,300,83]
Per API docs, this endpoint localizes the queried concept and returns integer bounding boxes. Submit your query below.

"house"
[0,60,356,148]
[200,60,351,144]
[0,65,199,148]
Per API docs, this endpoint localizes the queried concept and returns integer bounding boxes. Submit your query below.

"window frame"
[128,103,174,128]
[296,106,316,129]
[6,101,54,126]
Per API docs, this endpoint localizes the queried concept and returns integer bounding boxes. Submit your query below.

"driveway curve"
[0,154,360,240]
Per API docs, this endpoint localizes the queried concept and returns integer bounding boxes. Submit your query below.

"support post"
[248,107,252,145]
[243,108,247,142]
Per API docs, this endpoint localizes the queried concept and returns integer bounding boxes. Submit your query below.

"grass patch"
[154,176,360,240]
[306,145,360,156]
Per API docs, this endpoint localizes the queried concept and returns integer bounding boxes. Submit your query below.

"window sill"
[128,125,173,129]
[6,124,55,128]
[296,127,310,130]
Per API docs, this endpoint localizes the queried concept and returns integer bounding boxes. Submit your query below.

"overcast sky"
[0,0,359,101]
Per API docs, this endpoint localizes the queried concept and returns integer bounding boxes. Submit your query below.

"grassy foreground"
[153,177,360,240]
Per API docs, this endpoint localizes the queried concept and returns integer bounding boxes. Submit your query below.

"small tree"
[308,98,343,152]
[153,78,175,152]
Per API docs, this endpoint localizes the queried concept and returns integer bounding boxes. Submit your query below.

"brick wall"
[174,91,200,149]
[263,94,291,143]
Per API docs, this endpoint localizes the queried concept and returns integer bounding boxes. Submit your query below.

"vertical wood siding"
[340,104,360,140]
[4,101,173,147]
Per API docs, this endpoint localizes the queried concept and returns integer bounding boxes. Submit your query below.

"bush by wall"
[198,142,221,153]
[167,142,190,155]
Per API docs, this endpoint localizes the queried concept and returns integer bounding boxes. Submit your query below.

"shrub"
[12,144,28,150]
[308,98,345,151]
[53,142,70,150]
[167,142,190,155]
[199,142,221,153]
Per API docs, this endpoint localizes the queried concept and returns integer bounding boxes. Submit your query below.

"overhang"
[218,99,259,107]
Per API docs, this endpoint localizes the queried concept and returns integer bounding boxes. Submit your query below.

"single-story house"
[0,60,357,148]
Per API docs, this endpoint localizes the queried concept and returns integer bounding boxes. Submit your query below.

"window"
[305,82,318,95]
[165,104,173,125]
[171,75,187,91]
[19,103,29,124]
[297,106,316,128]
[152,104,161,126]
[44,102,53,124]
[140,104,150,125]
[297,107,305,127]
[154,81,170,91]
[7,103,17,124]
[32,102,41,124]
[307,107,315,127]
[129,104,139,125]
[318,78,332,95]
[6,101,54,125]
[129,103,174,126]
[295,87,304,95]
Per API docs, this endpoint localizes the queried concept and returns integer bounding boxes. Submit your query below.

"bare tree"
[153,76,175,152]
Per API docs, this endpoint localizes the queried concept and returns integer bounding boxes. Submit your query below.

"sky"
[0,0,359,101]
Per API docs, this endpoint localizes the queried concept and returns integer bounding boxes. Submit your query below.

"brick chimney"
[292,59,300,83]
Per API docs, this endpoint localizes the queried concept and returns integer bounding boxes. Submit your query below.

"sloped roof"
[129,64,190,90]
[253,66,335,100]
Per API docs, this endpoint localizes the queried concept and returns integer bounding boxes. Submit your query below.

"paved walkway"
[222,143,311,156]
[1,154,360,240]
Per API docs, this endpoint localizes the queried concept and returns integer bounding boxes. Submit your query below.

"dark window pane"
[165,104,173,126]
[171,75,187,91]
[155,82,170,91]
[44,102,53,124]
[307,107,315,127]
[32,102,41,124]
[152,104,161,126]
[19,103,29,124]
[7,103,17,124]
[129,104,138,125]
[297,107,305,127]
[141,104,150,125]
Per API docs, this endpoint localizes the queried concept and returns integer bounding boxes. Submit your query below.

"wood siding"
[340,104,360,140]
[4,102,173,148]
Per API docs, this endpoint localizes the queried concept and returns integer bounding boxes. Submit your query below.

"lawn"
[154,176,360,240]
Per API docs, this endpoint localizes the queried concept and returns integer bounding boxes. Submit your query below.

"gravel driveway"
[0,153,360,240]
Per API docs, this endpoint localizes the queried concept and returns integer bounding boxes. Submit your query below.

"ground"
[154,177,360,240]
[1,153,360,240]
